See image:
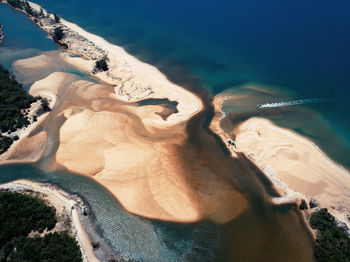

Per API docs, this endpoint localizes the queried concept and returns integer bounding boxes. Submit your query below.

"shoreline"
[4,0,203,127]
[0,179,128,262]
[211,94,350,234]
[2,0,346,244]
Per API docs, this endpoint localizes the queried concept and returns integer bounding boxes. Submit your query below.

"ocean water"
[28,0,350,168]
[0,3,56,68]
[1,1,350,261]
[0,4,317,261]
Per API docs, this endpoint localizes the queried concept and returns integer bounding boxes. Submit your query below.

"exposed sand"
[29,71,77,108]
[55,79,248,223]
[0,1,252,224]
[0,179,99,262]
[0,71,77,164]
[212,94,350,230]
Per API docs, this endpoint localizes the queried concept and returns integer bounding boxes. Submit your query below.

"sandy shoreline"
[0,0,253,224]
[2,0,348,238]
[0,179,129,262]
[212,93,350,232]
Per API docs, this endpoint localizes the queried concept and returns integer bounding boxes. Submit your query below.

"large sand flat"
[211,93,350,228]
[55,82,248,223]
[235,117,350,206]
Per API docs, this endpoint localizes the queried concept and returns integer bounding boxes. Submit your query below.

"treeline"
[0,64,50,154]
[7,0,66,46]
[7,0,60,21]
[0,191,82,262]
[310,208,350,262]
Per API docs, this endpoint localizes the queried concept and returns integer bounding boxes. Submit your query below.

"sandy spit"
[212,94,350,231]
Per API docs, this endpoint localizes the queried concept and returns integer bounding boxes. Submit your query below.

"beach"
[2,0,349,229]
[0,1,251,224]
[212,93,350,230]
[0,1,334,260]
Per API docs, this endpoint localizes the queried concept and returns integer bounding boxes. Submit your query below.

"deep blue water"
[0,3,322,260]
[29,0,350,167]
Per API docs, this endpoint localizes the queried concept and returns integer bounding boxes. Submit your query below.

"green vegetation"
[0,64,42,154]
[53,26,64,42]
[299,199,308,210]
[0,191,82,262]
[0,192,57,246]
[94,56,109,72]
[310,208,350,262]
[1,232,82,262]
[309,199,317,209]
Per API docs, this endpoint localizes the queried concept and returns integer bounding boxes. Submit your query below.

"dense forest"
[0,64,49,154]
[310,208,350,262]
[0,191,82,262]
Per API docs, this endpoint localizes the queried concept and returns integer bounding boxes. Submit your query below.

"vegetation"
[309,199,317,209]
[310,208,350,262]
[1,232,82,262]
[54,13,61,23]
[0,192,57,246]
[94,56,109,72]
[0,64,42,153]
[299,199,308,210]
[7,0,23,9]
[53,26,64,42]
[0,191,82,262]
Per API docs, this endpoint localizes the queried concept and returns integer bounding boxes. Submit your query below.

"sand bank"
[0,1,250,224]
[18,0,202,128]
[0,71,77,164]
[212,94,350,230]
[55,79,248,223]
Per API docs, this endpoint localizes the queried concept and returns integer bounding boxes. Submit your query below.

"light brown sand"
[211,94,350,229]
[6,52,249,224]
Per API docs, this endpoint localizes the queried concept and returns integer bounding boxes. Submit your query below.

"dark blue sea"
[24,0,350,168]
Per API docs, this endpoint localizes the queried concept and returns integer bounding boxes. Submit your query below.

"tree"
[94,56,109,72]
[299,199,308,210]
[54,13,61,23]
[310,208,350,262]
[53,26,64,42]
[40,97,51,112]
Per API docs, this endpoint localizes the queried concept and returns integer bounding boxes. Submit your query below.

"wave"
[257,98,328,109]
